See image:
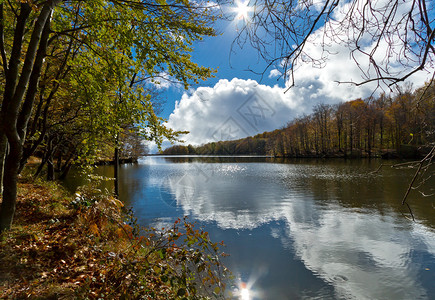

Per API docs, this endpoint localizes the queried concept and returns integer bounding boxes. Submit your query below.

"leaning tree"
[0,0,219,232]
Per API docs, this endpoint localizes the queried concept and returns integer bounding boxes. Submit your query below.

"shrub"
[73,186,231,299]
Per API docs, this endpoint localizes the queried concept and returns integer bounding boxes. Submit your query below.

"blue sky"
[158,18,282,119]
[150,0,434,152]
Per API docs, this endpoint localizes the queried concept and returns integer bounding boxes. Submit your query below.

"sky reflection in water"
[85,156,435,299]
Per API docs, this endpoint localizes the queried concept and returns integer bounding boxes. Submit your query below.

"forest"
[1,0,434,298]
[0,0,214,232]
[0,2,230,298]
[163,83,435,158]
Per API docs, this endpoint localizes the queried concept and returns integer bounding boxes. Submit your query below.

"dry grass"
[0,180,230,299]
[0,182,82,299]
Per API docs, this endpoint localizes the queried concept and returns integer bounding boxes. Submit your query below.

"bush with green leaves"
[73,186,231,299]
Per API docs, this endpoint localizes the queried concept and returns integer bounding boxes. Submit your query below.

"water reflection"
[62,156,435,299]
[150,157,435,299]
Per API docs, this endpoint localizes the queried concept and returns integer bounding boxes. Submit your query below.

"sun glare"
[240,288,251,300]
[234,0,252,20]
[238,282,251,300]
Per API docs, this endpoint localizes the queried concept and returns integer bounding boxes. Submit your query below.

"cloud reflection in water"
[158,161,435,299]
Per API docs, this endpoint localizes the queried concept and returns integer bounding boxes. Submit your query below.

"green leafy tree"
[0,0,218,232]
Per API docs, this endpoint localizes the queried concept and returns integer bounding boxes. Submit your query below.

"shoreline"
[0,179,229,299]
[154,146,432,160]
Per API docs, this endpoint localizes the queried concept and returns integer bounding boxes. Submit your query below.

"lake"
[64,156,435,299]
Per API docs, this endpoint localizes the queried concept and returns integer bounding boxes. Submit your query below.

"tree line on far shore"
[163,83,435,158]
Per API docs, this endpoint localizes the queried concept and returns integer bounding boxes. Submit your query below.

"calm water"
[64,156,435,299]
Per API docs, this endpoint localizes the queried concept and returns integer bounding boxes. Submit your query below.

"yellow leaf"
[89,223,99,236]
[111,198,124,208]
[115,227,124,238]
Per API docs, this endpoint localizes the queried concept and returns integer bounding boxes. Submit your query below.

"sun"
[238,282,251,300]
[240,287,251,300]
[234,0,252,20]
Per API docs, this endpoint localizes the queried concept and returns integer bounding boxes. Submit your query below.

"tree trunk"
[34,155,48,178]
[60,151,74,173]
[0,139,22,231]
[46,138,54,181]
[17,18,51,143]
[59,163,72,180]
[0,4,31,233]
[0,134,7,195]
[56,151,62,172]
[0,1,60,232]
[47,160,55,181]
[114,138,120,198]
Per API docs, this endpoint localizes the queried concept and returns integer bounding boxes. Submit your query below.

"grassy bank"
[0,179,230,299]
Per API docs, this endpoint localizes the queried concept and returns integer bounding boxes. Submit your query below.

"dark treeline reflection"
[62,156,435,299]
[159,155,274,164]
[64,157,435,230]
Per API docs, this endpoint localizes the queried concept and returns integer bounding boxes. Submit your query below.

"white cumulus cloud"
[158,0,434,150]
[166,78,307,145]
[164,74,385,147]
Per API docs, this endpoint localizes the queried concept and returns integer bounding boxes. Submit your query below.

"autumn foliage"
[0,180,230,299]
[164,83,435,158]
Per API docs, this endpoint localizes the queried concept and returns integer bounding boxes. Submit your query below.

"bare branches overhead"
[234,0,435,90]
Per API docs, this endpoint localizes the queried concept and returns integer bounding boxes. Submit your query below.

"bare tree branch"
[233,0,435,90]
